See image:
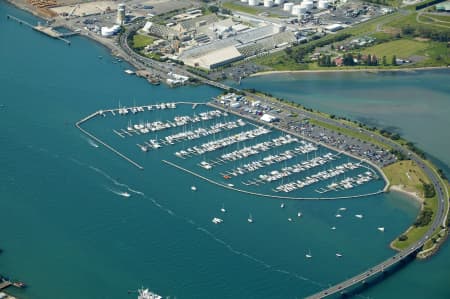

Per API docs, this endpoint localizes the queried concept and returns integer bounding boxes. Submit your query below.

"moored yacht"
[212,217,223,224]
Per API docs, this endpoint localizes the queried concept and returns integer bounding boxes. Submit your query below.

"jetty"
[0,281,12,290]
[75,111,144,170]
[6,14,77,45]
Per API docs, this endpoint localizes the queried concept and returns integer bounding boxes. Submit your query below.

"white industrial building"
[260,114,279,123]
[183,46,243,70]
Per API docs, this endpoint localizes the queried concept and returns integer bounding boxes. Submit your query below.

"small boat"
[297,212,302,217]
[377,227,385,232]
[355,214,363,219]
[288,217,292,222]
[12,281,26,288]
[191,186,197,191]
[220,204,226,213]
[248,214,253,223]
[119,192,131,198]
[339,207,347,211]
[280,202,285,208]
[331,226,336,230]
[137,288,162,299]
[212,217,223,224]
[305,250,312,259]
[227,183,234,187]
[335,214,342,218]
[336,253,343,258]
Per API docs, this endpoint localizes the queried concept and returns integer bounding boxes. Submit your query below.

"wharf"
[6,14,77,45]
[206,101,390,192]
[75,102,206,170]
[0,281,12,290]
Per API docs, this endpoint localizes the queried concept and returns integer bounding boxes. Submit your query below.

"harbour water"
[0,2,448,299]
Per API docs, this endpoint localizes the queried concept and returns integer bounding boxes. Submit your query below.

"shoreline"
[389,184,424,203]
[250,66,450,77]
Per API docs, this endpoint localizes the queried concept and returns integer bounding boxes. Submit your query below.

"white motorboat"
[137,288,162,299]
[212,217,223,224]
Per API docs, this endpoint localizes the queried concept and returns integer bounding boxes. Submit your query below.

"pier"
[75,111,144,170]
[6,14,77,45]
[162,159,384,201]
[0,281,12,290]
[75,102,207,170]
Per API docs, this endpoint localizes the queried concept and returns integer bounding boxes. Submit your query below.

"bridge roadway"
[115,23,448,298]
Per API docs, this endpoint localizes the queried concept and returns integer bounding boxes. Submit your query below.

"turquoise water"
[0,2,446,299]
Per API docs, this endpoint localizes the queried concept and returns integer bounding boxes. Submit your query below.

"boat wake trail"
[196,226,325,287]
[84,163,327,289]
[87,138,100,148]
[106,187,131,198]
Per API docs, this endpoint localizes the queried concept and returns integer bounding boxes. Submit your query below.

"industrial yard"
[29,0,392,77]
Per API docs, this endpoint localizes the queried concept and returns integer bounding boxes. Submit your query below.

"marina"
[76,100,387,200]
[1,4,448,299]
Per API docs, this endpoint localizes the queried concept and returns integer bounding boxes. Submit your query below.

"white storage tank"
[264,0,274,7]
[318,0,328,9]
[291,4,301,15]
[275,0,285,4]
[301,0,313,10]
[248,0,259,6]
[283,2,294,11]
[298,6,307,14]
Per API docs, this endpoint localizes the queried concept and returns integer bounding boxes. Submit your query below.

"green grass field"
[417,13,450,28]
[422,13,450,23]
[384,160,430,192]
[362,39,429,58]
[386,11,450,32]
[132,34,154,49]
[222,2,260,15]
[385,160,440,251]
